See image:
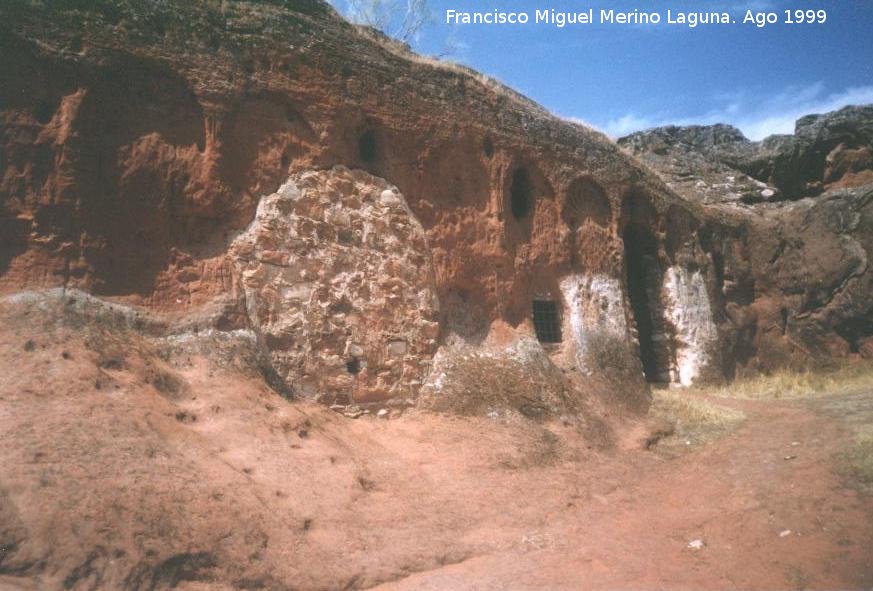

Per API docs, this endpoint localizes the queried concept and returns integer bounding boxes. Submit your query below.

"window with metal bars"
[532,300,562,343]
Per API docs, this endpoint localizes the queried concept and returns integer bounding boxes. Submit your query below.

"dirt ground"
[374,391,873,590]
[1,295,872,590]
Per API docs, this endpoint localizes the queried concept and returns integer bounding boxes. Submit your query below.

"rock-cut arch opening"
[623,222,672,384]
[502,163,552,253]
[509,168,533,220]
[562,177,611,229]
[358,129,377,163]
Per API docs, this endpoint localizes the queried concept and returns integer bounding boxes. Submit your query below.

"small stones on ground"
[521,532,554,550]
[791,441,801,447]
[341,406,365,418]
[784,455,797,460]
[377,408,389,419]
[779,529,792,537]
[688,539,705,549]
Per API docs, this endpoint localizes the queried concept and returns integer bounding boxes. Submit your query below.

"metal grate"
[532,300,562,343]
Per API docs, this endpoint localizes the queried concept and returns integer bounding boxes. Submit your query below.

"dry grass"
[686,362,873,400]
[647,388,745,455]
[818,391,873,495]
[675,363,873,488]
[652,389,745,432]
[419,346,575,420]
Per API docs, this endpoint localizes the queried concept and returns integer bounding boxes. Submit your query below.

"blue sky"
[334,0,873,139]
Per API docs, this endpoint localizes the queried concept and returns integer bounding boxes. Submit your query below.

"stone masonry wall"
[231,166,440,404]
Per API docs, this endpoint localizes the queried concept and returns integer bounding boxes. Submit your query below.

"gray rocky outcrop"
[619,105,873,204]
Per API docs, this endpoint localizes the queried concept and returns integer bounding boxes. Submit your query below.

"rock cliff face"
[619,108,873,373]
[0,0,687,410]
[619,105,873,204]
[4,4,873,590]
[0,0,869,411]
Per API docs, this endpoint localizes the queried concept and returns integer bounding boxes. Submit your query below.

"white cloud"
[734,84,873,139]
[595,83,873,140]
[601,114,657,137]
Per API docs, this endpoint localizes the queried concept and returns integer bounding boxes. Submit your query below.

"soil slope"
[1,292,871,590]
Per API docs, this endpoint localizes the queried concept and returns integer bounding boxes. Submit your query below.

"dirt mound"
[0,292,612,589]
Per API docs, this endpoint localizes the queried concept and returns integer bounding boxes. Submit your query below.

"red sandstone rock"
[0,0,869,403]
[2,2,873,590]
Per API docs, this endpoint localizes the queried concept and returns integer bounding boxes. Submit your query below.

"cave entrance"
[510,168,533,220]
[358,129,377,163]
[623,223,671,383]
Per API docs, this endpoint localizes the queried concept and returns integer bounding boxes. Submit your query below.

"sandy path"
[374,394,873,590]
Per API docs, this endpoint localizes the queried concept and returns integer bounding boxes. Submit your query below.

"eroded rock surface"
[2,0,870,408]
[747,184,873,363]
[3,3,873,591]
[559,273,629,375]
[618,106,873,372]
[619,124,781,205]
[619,105,873,204]
[231,167,439,404]
[0,0,671,407]
[662,266,719,385]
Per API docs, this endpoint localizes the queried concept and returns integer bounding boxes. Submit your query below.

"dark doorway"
[623,224,670,383]
[532,300,562,343]
[510,168,533,220]
[358,129,377,163]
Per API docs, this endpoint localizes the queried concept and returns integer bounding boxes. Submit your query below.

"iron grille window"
[532,300,562,343]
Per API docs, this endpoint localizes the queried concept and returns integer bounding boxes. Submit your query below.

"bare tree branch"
[343,0,431,45]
